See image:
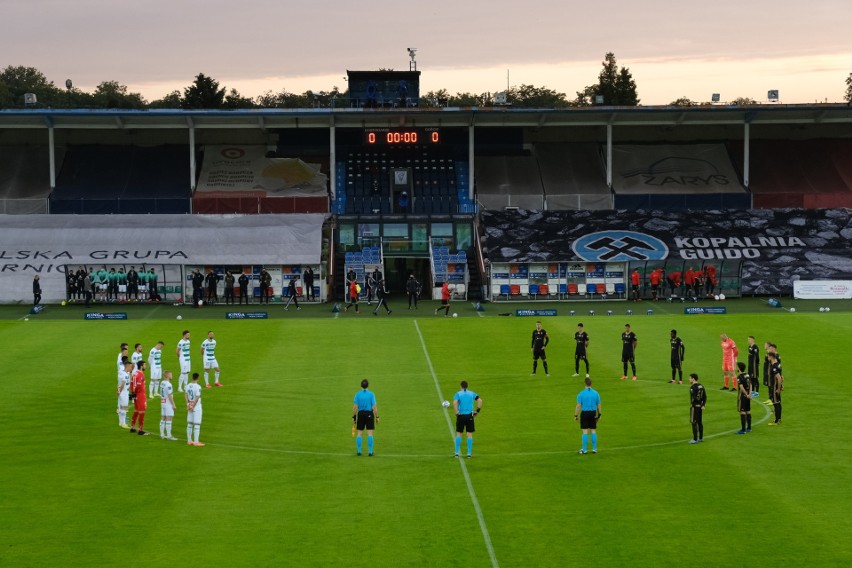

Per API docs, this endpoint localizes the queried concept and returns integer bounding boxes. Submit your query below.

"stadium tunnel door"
[384,257,431,298]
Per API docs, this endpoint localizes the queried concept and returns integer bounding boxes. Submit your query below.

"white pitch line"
[414,320,499,568]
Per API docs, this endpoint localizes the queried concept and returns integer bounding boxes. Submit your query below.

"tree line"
[1,56,849,110]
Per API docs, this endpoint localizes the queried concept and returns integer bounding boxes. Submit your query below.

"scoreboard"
[364,127,440,146]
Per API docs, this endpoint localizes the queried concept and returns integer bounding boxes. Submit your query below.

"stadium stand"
[0,145,56,213]
[51,145,190,214]
[474,154,544,210]
[610,144,750,210]
[431,245,468,298]
[344,246,383,298]
[727,139,852,208]
[337,147,462,215]
[192,145,329,214]
[534,143,612,210]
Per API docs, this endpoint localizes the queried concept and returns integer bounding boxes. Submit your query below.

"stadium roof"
[1,104,850,130]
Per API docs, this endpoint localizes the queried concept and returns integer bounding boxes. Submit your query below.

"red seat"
[568,283,579,295]
[596,283,606,296]
[539,284,549,296]
[510,284,521,296]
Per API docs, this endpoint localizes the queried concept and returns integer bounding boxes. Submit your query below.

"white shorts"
[139,285,148,292]
[187,408,203,425]
[151,368,162,381]
[98,283,107,291]
[161,401,175,418]
[204,359,219,370]
[118,284,127,293]
[118,392,129,407]
[180,362,191,374]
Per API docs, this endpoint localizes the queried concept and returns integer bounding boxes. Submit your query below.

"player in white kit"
[176,330,191,392]
[116,343,128,413]
[185,373,204,446]
[130,343,144,377]
[159,371,178,440]
[148,341,164,398]
[117,359,133,429]
[200,330,222,388]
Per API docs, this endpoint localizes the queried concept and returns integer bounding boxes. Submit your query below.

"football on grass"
[441,400,450,408]
[452,313,458,318]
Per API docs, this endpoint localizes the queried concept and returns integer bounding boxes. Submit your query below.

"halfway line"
[414,320,499,568]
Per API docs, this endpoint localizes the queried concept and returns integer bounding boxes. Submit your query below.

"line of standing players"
[529,321,786,448]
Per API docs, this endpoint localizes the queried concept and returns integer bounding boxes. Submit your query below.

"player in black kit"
[688,373,706,444]
[669,329,685,384]
[735,362,752,434]
[620,324,637,381]
[572,323,590,378]
[747,336,760,394]
[767,352,783,425]
[530,321,550,377]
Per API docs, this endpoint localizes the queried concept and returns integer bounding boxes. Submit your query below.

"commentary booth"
[0,214,326,305]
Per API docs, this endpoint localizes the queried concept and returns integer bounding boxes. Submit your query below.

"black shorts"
[575,352,587,361]
[772,391,782,403]
[622,352,635,363]
[356,410,375,431]
[738,396,751,412]
[580,410,597,430]
[671,358,682,369]
[533,348,547,361]
[690,406,703,423]
[455,413,475,433]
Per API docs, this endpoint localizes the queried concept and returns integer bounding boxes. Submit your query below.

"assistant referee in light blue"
[453,380,483,458]
[352,379,379,456]
[574,378,601,454]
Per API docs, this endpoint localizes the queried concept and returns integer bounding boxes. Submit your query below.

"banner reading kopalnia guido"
[481,208,852,295]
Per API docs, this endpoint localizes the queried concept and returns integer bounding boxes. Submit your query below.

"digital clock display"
[364,128,440,145]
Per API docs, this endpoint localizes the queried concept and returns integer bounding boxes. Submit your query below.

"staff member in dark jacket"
[33,275,42,306]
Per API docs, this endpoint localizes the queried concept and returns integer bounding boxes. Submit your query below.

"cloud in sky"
[2,0,850,103]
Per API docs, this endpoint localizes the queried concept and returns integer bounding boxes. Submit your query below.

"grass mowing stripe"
[414,319,500,568]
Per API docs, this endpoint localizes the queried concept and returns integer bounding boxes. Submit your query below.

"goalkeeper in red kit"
[129,360,151,436]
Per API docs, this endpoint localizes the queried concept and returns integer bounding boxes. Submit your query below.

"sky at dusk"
[3,0,850,105]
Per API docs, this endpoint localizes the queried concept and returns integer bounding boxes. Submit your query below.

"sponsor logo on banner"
[684,307,727,315]
[674,236,806,260]
[793,280,852,299]
[84,312,128,320]
[515,309,557,317]
[573,231,668,262]
[225,312,269,319]
[623,157,731,187]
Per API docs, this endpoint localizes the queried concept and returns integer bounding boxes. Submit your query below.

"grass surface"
[1,298,850,567]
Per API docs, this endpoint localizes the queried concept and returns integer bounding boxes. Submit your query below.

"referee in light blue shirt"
[453,381,483,458]
[352,379,379,456]
[574,378,601,454]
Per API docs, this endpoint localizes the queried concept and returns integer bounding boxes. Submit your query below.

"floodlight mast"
[407,48,417,71]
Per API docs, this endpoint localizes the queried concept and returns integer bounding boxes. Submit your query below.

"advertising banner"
[197,146,327,196]
[482,208,852,295]
[0,214,325,303]
[793,280,852,299]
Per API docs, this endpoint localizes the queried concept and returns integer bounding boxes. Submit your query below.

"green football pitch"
[1,298,850,567]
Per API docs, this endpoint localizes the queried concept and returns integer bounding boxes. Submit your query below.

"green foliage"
[730,97,759,106]
[223,88,256,110]
[0,65,63,107]
[148,90,183,109]
[576,52,640,106]
[506,84,569,108]
[90,81,147,109]
[669,96,698,107]
[845,72,851,102]
[182,73,226,109]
